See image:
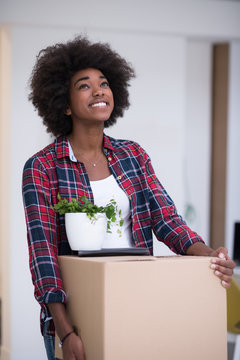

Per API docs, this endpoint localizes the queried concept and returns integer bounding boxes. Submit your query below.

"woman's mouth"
[89,101,108,108]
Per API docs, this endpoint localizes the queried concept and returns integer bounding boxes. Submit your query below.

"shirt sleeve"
[22,156,66,308]
[144,153,205,255]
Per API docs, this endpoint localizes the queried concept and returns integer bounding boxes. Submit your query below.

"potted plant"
[52,194,124,251]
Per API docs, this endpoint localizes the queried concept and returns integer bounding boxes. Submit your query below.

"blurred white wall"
[226,42,240,258]
[1,0,240,38]
[0,1,240,359]
[185,40,212,242]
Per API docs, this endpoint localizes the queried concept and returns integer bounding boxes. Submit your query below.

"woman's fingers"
[210,254,235,288]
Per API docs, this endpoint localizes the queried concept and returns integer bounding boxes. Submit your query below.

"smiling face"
[66,68,114,128]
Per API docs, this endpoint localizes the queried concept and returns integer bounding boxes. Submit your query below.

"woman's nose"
[92,87,104,97]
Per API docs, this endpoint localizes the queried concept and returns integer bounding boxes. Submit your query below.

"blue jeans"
[43,320,61,360]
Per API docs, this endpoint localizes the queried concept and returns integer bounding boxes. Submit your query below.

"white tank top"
[90,175,134,248]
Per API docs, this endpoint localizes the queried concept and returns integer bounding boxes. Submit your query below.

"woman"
[22,36,235,360]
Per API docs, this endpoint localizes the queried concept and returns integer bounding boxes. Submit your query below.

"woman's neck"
[68,123,104,155]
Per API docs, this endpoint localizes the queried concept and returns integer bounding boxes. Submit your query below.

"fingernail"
[219,253,225,259]
[222,280,228,287]
[215,270,221,276]
[211,264,216,269]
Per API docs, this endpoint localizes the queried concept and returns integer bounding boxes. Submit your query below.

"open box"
[55,255,227,360]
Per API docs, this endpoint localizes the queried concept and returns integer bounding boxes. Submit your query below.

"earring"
[65,108,71,116]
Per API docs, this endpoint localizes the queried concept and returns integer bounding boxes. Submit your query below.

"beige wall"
[0,26,11,360]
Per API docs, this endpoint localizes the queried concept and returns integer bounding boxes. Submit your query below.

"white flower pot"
[65,212,107,251]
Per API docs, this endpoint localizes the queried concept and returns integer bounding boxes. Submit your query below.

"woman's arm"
[47,303,86,360]
[23,157,86,358]
[140,151,235,287]
[22,157,66,307]
[144,156,204,254]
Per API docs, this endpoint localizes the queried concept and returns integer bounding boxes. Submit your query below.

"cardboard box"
[55,255,227,360]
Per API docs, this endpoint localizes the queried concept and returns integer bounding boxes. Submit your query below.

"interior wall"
[9,27,53,360]
[1,0,240,39]
[225,41,240,258]
[0,26,11,360]
[185,40,212,244]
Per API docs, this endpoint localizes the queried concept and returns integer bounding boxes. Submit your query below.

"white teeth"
[91,102,107,108]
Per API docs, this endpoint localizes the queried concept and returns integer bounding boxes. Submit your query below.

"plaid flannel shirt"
[22,134,204,336]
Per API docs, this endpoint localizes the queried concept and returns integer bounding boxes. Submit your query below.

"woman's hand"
[186,242,235,288]
[62,332,86,360]
[209,247,236,288]
[47,302,86,359]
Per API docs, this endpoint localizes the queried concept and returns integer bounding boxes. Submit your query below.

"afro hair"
[29,35,135,137]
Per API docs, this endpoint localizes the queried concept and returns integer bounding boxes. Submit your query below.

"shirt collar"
[68,140,77,162]
[55,136,69,159]
[103,134,114,152]
[55,134,115,161]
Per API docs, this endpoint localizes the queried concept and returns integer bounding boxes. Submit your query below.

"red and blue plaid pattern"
[22,134,204,335]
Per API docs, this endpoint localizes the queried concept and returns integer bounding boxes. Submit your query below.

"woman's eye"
[101,81,109,88]
[78,83,89,90]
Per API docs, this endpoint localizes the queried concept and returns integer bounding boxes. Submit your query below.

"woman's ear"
[65,107,71,116]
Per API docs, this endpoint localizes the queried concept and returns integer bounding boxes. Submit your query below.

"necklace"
[79,153,102,167]
[70,142,102,167]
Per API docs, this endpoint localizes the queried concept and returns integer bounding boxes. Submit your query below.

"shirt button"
[108,157,112,161]
[117,175,122,180]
